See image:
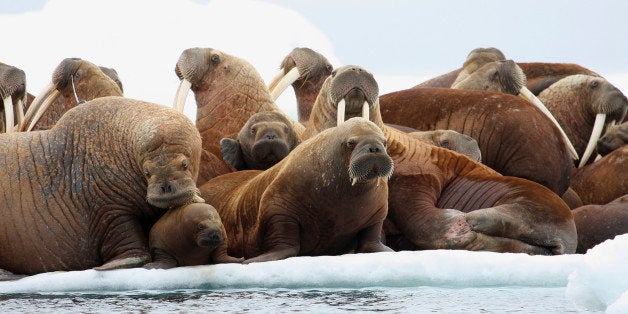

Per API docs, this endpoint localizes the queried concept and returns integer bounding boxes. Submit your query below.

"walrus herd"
[0,46,626,280]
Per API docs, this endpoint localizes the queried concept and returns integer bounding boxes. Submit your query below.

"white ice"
[0,234,626,312]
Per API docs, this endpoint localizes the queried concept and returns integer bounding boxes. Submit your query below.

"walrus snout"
[348,137,394,185]
[330,65,379,107]
[197,228,224,247]
[147,179,201,208]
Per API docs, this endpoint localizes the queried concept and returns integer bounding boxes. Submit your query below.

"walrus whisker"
[578,113,606,168]
[70,75,86,105]
[337,99,346,126]
[3,96,14,134]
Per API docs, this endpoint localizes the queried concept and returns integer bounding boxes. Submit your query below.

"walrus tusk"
[578,113,606,168]
[173,79,192,113]
[3,96,14,133]
[337,99,346,126]
[16,98,25,128]
[519,86,579,160]
[361,101,370,121]
[352,177,358,186]
[192,194,206,203]
[21,83,55,131]
[26,89,60,132]
[268,67,300,101]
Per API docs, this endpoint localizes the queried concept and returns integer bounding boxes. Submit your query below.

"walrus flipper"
[243,213,301,264]
[0,269,27,281]
[220,138,246,170]
[94,256,150,271]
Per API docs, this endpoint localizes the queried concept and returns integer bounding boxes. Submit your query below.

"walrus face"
[342,118,394,185]
[596,122,627,156]
[238,111,299,170]
[328,65,379,125]
[452,60,526,95]
[268,47,333,98]
[0,63,27,133]
[410,130,482,162]
[181,203,225,248]
[143,152,203,209]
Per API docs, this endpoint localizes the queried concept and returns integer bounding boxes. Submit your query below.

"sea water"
[0,235,626,313]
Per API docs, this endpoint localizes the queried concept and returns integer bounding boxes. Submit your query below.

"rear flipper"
[465,233,553,255]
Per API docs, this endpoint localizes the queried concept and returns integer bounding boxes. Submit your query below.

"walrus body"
[200,118,394,263]
[303,65,576,255]
[570,145,628,205]
[0,97,203,278]
[572,195,628,253]
[597,122,627,156]
[145,203,242,269]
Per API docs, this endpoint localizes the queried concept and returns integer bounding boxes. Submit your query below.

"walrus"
[144,203,243,269]
[20,58,123,132]
[597,122,627,156]
[301,64,576,254]
[0,96,203,279]
[572,195,628,253]
[220,111,299,170]
[570,145,628,205]
[538,74,628,167]
[450,47,506,88]
[268,47,574,195]
[407,129,482,162]
[0,62,27,133]
[199,117,394,263]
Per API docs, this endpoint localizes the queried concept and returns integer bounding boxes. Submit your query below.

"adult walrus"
[220,111,299,170]
[0,96,203,279]
[145,203,243,269]
[199,117,394,263]
[572,195,628,253]
[570,145,628,205]
[0,62,28,133]
[302,64,576,254]
[407,129,482,162]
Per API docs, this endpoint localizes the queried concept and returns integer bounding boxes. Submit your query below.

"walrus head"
[181,203,226,248]
[0,62,27,133]
[596,122,627,156]
[452,59,526,96]
[452,47,506,86]
[99,66,124,93]
[327,65,379,126]
[221,111,299,170]
[340,118,394,186]
[409,130,482,162]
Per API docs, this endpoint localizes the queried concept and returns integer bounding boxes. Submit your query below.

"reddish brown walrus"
[172,48,304,185]
[268,47,573,195]
[572,195,628,253]
[570,145,628,205]
[199,117,394,263]
[145,203,243,269]
[301,65,576,254]
[0,96,203,280]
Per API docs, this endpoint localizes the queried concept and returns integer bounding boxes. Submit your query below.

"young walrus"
[145,202,243,269]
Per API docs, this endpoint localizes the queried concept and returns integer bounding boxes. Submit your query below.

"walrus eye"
[197,224,205,231]
[182,160,189,170]
[590,80,599,89]
[251,127,257,135]
[326,64,333,73]
[441,139,451,149]
[144,169,151,178]
[346,139,356,149]
[331,70,337,77]
[211,54,220,64]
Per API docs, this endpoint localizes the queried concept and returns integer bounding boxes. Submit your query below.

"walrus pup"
[145,203,243,269]
[597,122,627,156]
[0,96,203,279]
[572,195,628,253]
[220,111,299,170]
[200,117,394,263]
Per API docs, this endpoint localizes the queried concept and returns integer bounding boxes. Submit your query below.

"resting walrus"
[145,202,243,269]
[199,117,394,263]
[0,96,203,279]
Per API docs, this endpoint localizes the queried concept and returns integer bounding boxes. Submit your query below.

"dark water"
[0,287,594,313]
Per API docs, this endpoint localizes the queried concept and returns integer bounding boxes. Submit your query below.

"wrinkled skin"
[99,66,124,93]
[173,48,303,184]
[572,195,628,253]
[450,47,506,87]
[268,47,572,195]
[0,62,29,133]
[570,145,628,205]
[302,65,576,255]
[0,97,203,279]
[145,203,243,269]
[451,59,526,96]
[596,122,627,156]
[22,58,123,131]
[220,111,299,170]
[199,118,394,263]
[408,130,482,162]
[538,75,628,166]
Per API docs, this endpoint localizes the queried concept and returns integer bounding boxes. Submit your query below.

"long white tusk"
[26,90,60,131]
[337,98,346,126]
[3,96,14,134]
[519,86,579,160]
[578,113,606,168]
[173,79,192,113]
[268,69,287,91]
[269,67,300,101]
[21,83,55,131]
[16,99,25,127]
[361,101,370,121]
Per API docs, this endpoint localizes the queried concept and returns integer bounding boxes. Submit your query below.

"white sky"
[1,0,626,122]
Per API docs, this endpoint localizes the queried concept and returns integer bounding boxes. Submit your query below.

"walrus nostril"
[369,145,381,153]
[264,132,278,140]
[161,180,173,193]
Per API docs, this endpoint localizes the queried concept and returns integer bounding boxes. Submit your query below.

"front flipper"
[220,138,246,170]
[211,243,245,264]
[95,256,150,271]
[0,269,27,281]
[96,210,153,271]
[243,213,300,264]
[357,220,393,253]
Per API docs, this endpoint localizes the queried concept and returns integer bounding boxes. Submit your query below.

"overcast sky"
[1,0,626,119]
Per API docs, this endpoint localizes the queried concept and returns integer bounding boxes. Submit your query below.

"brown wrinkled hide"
[307,65,576,255]
[570,145,628,205]
[0,62,28,132]
[146,203,241,268]
[597,122,627,156]
[538,75,628,161]
[572,195,628,253]
[452,60,526,96]
[379,87,572,195]
[408,130,482,162]
[0,97,202,276]
[199,118,392,262]
[32,58,123,130]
